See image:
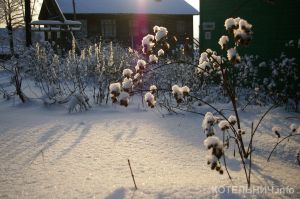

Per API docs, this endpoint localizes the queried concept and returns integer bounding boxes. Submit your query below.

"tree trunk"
[7,23,14,56]
[25,0,32,47]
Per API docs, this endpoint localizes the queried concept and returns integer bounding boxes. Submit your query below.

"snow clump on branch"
[135,59,147,73]
[142,34,155,54]
[149,54,158,63]
[122,68,133,78]
[119,91,130,107]
[204,136,224,174]
[218,35,229,50]
[202,112,218,137]
[158,49,164,56]
[227,48,241,64]
[109,82,121,103]
[153,26,168,42]
[218,120,230,131]
[145,92,156,108]
[172,85,190,104]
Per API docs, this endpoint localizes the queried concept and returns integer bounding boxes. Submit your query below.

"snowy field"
[0,97,299,198]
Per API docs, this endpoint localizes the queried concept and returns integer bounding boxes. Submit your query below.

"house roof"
[56,0,199,15]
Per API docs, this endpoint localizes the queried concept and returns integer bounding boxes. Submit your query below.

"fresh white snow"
[55,0,199,15]
[0,97,299,198]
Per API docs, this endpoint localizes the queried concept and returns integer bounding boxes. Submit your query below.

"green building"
[200,0,300,60]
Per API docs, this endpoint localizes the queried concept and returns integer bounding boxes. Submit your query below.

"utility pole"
[72,0,77,20]
[25,0,32,46]
[199,0,200,40]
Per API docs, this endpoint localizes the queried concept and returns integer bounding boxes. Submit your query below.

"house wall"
[64,14,194,48]
[200,0,300,60]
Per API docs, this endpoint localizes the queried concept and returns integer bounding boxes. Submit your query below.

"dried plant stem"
[128,159,137,190]
[222,153,232,180]
[267,133,300,162]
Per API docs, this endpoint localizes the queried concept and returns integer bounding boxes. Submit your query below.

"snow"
[122,78,133,90]
[239,19,252,31]
[144,92,156,108]
[109,83,121,95]
[1,69,300,198]
[224,18,236,30]
[289,123,297,132]
[119,91,130,107]
[149,54,158,63]
[56,0,199,15]
[204,136,222,149]
[182,86,190,94]
[135,59,147,72]
[227,48,241,62]
[149,85,157,93]
[157,49,164,56]
[272,126,282,138]
[142,34,155,54]
[228,115,237,125]
[0,98,300,198]
[31,20,81,25]
[218,35,229,49]
[218,120,230,131]
[154,26,168,42]
[122,69,133,78]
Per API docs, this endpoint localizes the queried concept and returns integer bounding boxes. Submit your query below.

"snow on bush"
[218,120,230,131]
[228,115,237,125]
[119,91,130,107]
[158,49,164,56]
[135,59,147,73]
[122,78,133,92]
[150,85,157,94]
[218,35,229,50]
[224,18,236,31]
[144,92,156,108]
[227,48,241,64]
[153,26,168,42]
[171,85,190,104]
[142,34,155,54]
[109,82,121,102]
[149,54,158,63]
[68,93,90,113]
[204,136,224,174]
[122,68,133,78]
[202,112,217,137]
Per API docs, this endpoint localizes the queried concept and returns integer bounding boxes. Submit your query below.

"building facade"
[200,0,300,59]
[38,0,198,49]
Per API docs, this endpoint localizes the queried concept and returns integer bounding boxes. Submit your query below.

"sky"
[1,0,200,38]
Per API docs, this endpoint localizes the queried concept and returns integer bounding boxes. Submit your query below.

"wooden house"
[36,0,198,49]
[200,0,300,59]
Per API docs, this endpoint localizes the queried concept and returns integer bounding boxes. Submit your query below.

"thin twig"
[128,159,137,190]
[222,153,232,180]
[267,133,300,162]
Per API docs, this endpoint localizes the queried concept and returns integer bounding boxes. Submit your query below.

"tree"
[0,0,24,55]
[0,0,36,55]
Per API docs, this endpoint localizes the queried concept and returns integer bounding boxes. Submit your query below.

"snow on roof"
[31,20,81,25]
[56,0,199,15]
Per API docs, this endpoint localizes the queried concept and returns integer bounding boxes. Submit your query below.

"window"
[57,31,60,39]
[176,20,185,36]
[101,19,116,39]
[202,22,215,31]
[205,32,211,40]
[47,31,51,40]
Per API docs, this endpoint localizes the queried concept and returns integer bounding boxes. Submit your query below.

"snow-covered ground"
[0,95,299,198]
